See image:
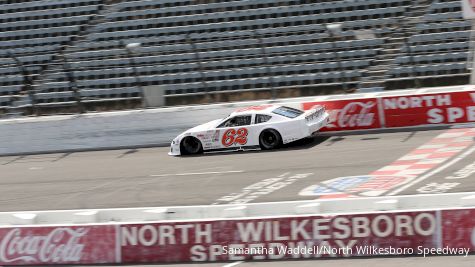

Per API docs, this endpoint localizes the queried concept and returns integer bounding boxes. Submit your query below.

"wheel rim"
[261,131,278,148]
[183,138,200,154]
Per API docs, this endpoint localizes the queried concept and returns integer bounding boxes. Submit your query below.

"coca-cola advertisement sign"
[302,99,381,131]
[0,226,117,265]
[382,92,475,128]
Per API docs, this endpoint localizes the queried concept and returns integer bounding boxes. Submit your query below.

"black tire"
[180,137,203,155]
[259,129,282,150]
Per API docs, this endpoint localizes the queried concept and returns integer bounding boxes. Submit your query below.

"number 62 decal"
[222,128,248,147]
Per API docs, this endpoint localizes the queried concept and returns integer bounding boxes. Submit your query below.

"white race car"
[168,104,329,156]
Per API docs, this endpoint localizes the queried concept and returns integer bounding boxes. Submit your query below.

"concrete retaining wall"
[0,85,473,156]
[0,98,306,156]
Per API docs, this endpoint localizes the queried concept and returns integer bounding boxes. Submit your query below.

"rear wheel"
[180,137,203,155]
[259,129,282,150]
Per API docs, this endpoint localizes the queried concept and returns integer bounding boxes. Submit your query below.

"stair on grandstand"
[32,0,125,100]
[64,0,124,48]
[32,57,69,95]
[358,0,430,92]
[358,33,405,92]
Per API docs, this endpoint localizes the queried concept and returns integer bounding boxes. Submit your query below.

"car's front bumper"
[168,140,181,156]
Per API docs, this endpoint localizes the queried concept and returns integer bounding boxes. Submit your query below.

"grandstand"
[0,0,471,116]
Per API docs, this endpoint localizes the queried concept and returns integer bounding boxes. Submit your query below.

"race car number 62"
[222,128,248,147]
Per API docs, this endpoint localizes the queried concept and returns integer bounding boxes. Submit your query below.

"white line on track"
[223,261,244,267]
[150,170,244,177]
[387,145,475,196]
[451,123,475,129]
[28,166,44,170]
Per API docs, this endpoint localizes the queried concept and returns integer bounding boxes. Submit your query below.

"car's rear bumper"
[306,112,329,135]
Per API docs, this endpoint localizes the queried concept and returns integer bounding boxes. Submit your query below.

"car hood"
[184,119,222,133]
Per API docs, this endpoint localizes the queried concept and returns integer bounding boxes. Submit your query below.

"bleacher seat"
[0,0,102,109]
[389,0,469,81]
[0,0,470,111]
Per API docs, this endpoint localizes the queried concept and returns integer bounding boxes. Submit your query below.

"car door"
[216,114,257,149]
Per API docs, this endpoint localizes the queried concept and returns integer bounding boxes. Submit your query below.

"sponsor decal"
[197,130,221,150]
[212,130,220,142]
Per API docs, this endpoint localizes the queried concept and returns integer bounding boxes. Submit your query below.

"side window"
[218,115,252,128]
[255,114,272,124]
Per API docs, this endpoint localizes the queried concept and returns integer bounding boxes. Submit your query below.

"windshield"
[272,106,304,119]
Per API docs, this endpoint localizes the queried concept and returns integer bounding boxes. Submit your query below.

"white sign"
[462,0,475,19]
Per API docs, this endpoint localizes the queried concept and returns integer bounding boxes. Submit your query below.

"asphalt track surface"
[0,127,474,212]
[74,255,475,267]
[1,127,475,267]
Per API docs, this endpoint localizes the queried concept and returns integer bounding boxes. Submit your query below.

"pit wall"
[0,207,473,265]
[0,85,474,156]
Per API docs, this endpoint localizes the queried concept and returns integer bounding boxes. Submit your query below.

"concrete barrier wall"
[0,98,306,156]
[0,192,474,226]
[0,194,473,265]
[0,85,473,156]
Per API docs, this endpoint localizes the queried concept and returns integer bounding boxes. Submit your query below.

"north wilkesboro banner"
[0,209,473,265]
[118,209,475,263]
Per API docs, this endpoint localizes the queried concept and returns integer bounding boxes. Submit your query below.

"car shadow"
[180,136,331,158]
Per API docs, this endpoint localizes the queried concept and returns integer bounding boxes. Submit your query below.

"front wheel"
[180,137,203,155]
[259,129,282,150]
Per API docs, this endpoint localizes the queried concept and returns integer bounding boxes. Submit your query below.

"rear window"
[272,106,304,119]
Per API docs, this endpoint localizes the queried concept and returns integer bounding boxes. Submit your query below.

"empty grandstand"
[0,0,471,116]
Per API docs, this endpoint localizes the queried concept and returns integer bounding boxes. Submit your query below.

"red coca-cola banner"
[302,98,381,131]
[382,91,475,128]
[120,211,440,263]
[0,225,117,265]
